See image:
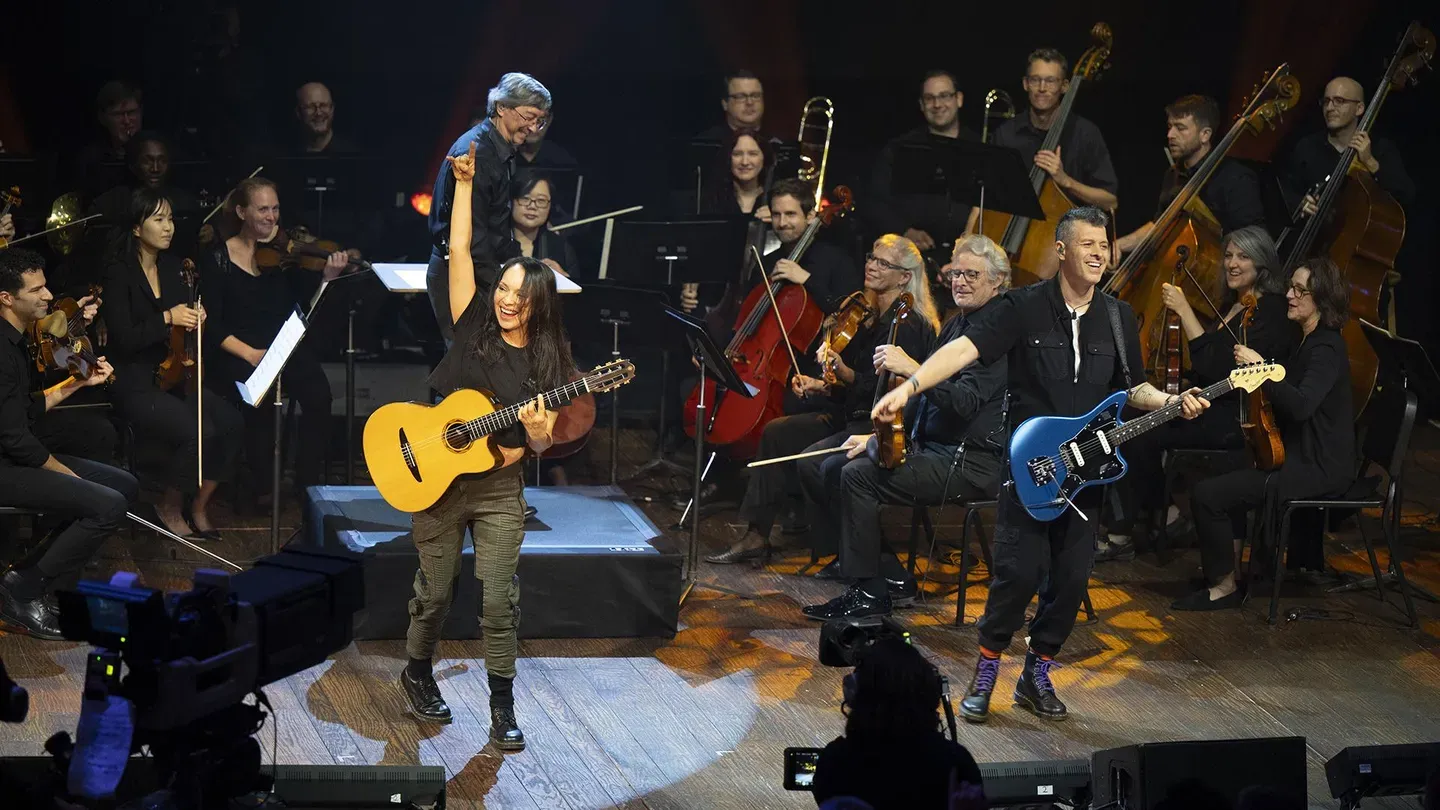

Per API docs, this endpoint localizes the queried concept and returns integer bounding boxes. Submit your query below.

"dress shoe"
[490,707,526,751]
[1170,587,1243,611]
[811,560,846,580]
[1013,651,1067,721]
[0,572,63,641]
[1094,537,1136,562]
[398,668,452,724]
[960,655,1002,723]
[885,576,919,608]
[669,482,720,510]
[705,540,769,565]
[182,507,223,541]
[801,583,891,621]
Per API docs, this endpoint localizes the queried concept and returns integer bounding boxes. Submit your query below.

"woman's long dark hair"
[1298,255,1350,329]
[842,637,944,740]
[702,128,774,215]
[113,186,173,267]
[466,256,574,391]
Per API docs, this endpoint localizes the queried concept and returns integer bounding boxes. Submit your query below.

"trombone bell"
[797,97,835,210]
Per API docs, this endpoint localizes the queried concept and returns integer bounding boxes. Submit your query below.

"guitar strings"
[398,371,625,455]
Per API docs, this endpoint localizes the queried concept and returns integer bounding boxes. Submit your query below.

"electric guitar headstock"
[1229,361,1285,392]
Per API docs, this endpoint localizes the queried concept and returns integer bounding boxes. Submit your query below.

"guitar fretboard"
[462,377,594,439]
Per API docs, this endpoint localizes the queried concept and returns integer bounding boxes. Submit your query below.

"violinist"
[204,177,342,498]
[799,234,1008,621]
[88,132,205,262]
[704,235,937,565]
[684,129,775,317]
[1099,226,1298,561]
[1284,76,1415,216]
[102,188,244,540]
[0,248,138,640]
[1116,96,1265,255]
[1175,257,1354,611]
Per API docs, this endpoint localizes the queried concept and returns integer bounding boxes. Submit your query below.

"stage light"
[410,192,432,216]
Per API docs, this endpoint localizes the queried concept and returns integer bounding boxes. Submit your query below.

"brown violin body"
[821,291,875,386]
[868,293,914,470]
[544,369,596,459]
[32,284,106,380]
[1238,294,1285,470]
[255,227,368,274]
[155,259,200,392]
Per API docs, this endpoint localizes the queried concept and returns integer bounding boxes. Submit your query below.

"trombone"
[981,89,1016,144]
[796,97,834,210]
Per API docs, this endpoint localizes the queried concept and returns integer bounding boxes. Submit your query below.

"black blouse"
[101,253,196,390]
[202,243,307,356]
[1266,326,1355,495]
[1188,292,1300,385]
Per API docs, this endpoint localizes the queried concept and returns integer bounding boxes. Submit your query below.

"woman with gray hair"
[425,72,553,343]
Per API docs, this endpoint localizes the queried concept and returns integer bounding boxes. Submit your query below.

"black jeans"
[976,485,1099,658]
[0,456,137,593]
[738,412,844,538]
[830,443,999,581]
[221,345,333,491]
[113,382,244,493]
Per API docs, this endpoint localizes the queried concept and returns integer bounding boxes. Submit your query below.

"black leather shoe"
[801,584,891,621]
[811,560,846,580]
[1013,651,1067,721]
[490,707,526,751]
[885,577,919,608]
[960,655,1002,723]
[1094,537,1136,562]
[1170,587,1243,611]
[0,571,63,641]
[398,668,452,724]
[669,482,720,510]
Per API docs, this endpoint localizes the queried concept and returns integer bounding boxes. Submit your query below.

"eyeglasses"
[511,108,550,132]
[1288,283,1313,297]
[865,253,908,273]
[1024,75,1063,89]
[727,92,764,103]
[301,102,334,114]
[516,196,551,209]
[921,91,957,104]
[946,268,984,284]
[1319,96,1363,108]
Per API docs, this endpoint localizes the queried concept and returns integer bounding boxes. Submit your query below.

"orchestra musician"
[1117,95,1266,254]
[0,248,137,640]
[1175,256,1353,611]
[398,142,571,752]
[1098,226,1298,561]
[799,234,1009,621]
[873,207,1209,723]
[88,132,206,260]
[683,128,776,320]
[695,70,768,142]
[427,73,551,342]
[1284,76,1415,217]
[294,82,360,155]
[511,169,577,278]
[71,80,144,198]
[869,71,978,269]
[703,234,938,565]
[101,187,244,541]
[204,177,343,498]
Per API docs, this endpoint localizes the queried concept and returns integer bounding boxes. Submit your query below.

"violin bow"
[203,166,264,225]
[196,293,204,491]
[1174,245,1244,346]
[750,244,804,377]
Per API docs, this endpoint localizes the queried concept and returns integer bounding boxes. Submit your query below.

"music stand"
[608,216,750,478]
[236,308,308,554]
[662,304,756,606]
[892,139,1043,232]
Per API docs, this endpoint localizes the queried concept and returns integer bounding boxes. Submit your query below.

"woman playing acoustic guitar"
[397,140,572,753]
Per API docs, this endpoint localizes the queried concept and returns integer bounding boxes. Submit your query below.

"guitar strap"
[1101,292,1133,389]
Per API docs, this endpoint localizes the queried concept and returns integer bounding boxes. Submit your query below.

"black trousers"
[112,381,244,493]
[976,485,1099,658]
[0,456,137,592]
[33,405,118,464]
[1108,407,1243,534]
[1191,466,1340,583]
[220,345,333,490]
[829,443,999,581]
[738,412,844,538]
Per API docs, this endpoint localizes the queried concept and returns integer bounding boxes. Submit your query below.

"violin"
[869,293,914,470]
[0,186,20,248]
[255,226,370,275]
[156,259,200,392]
[820,291,876,386]
[1157,247,1189,395]
[32,284,109,381]
[1239,293,1284,470]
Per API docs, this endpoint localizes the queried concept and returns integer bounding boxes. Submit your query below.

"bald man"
[294,81,360,154]
[1284,76,1414,217]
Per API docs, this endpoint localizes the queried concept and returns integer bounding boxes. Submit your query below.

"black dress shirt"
[1156,157,1266,233]
[838,301,935,425]
[992,112,1119,195]
[967,276,1145,429]
[101,254,193,392]
[1188,293,1299,385]
[1267,326,1354,495]
[428,119,522,288]
[0,319,52,467]
[1282,130,1415,208]
[913,300,1008,454]
[869,126,980,248]
[761,238,860,318]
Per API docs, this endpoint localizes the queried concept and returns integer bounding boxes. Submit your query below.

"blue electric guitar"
[1009,362,1285,521]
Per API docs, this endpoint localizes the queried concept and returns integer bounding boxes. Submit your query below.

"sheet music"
[237,310,307,406]
[372,262,580,293]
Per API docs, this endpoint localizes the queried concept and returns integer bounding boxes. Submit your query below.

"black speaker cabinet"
[1091,736,1307,809]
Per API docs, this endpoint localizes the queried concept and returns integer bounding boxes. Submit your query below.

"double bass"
[681,187,854,453]
[981,22,1113,288]
[1278,21,1434,418]
[1104,64,1300,387]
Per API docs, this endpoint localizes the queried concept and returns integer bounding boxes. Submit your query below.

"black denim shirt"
[913,299,1008,452]
[0,319,51,467]
[429,118,522,288]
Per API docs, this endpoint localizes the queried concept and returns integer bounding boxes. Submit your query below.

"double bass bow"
[868,293,914,470]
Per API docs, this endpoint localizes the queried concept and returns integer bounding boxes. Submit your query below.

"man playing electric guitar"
[873,207,1208,723]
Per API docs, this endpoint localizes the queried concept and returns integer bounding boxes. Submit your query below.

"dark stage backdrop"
[3,0,1437,347]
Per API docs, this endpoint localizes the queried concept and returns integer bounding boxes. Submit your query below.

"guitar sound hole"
[443,422,472,452]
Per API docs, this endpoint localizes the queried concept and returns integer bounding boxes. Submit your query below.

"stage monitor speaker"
[978,758,1091,807]
[1091,736,1306,809]
[1326,742,1440,809]
[264,764,446,808]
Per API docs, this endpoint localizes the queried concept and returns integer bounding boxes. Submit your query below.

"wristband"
[909,377,920,393]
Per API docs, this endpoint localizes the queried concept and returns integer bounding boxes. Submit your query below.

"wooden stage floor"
[3,423,1439,809]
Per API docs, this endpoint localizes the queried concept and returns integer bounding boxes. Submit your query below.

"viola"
[868,293,914,470]
[820,290,875,386]
[682,186,854,455]
[1157,248,1189,395]
[155,259,201,391]
[1238,293,1284,470]
[32,284,109,381]
[255,226,370,275]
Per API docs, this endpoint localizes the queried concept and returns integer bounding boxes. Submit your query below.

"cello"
[1104,64,1299,387]
[982,22,1113,288]
[1278,21,1434,418]
[681,187,854,452]
[868,293,913,470]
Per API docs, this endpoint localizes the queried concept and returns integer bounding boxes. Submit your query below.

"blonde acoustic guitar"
[364,359,635,512]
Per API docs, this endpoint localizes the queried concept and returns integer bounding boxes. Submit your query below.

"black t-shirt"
[428,294,535,449]
[1155,158,1266,233]
[992,112,1119,195]
[812,731,984,810]
[1283,130,1414,208]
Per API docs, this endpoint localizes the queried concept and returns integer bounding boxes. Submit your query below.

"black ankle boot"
[1013,650,1067,721]
[960,654,1001,723]
[398,667,452,723]
[490,706,526,751]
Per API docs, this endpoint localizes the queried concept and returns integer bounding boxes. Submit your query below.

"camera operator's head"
[843,636,944,739]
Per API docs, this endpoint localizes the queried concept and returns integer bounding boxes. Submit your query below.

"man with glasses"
[426,72,552,341]
[294,82,359,154]
[799,234,1009,622]
[869,71,978,276]
[71,80,145,199]
[695,70,768,142]
[1283,76,1414,218]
